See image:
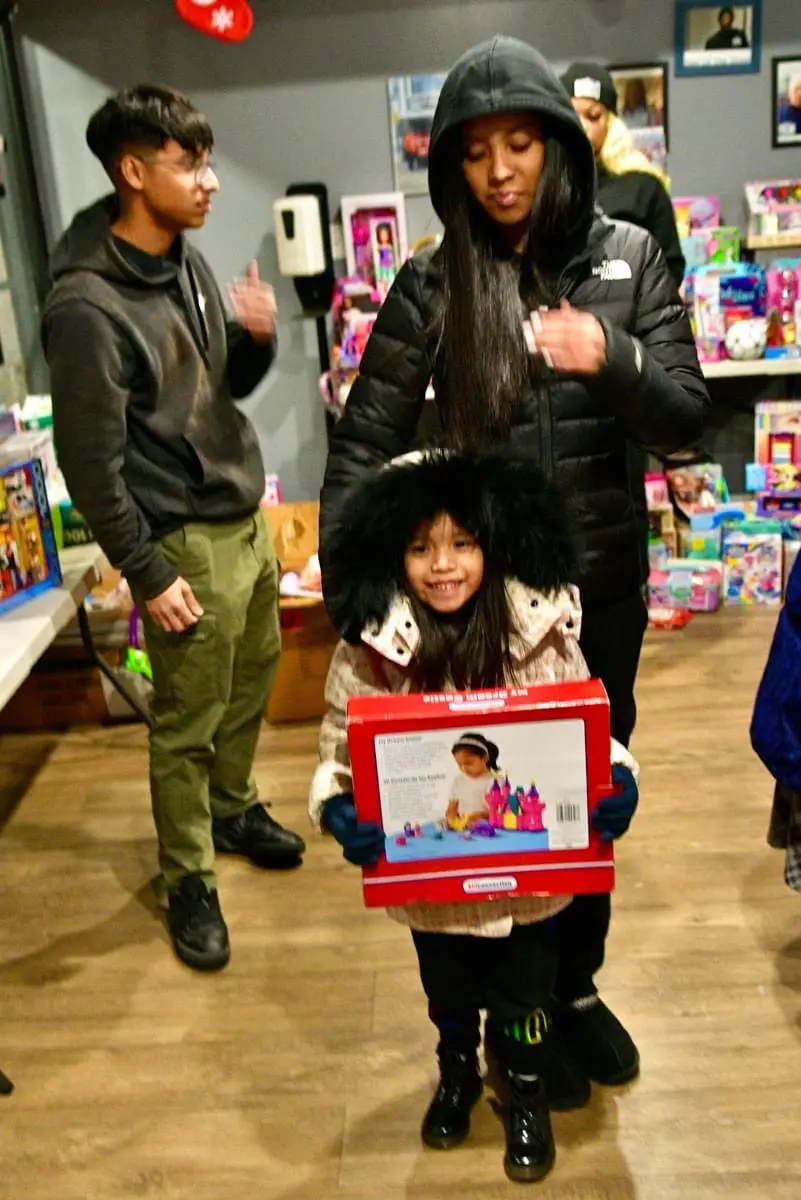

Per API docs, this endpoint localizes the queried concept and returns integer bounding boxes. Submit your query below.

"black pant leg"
[579,590,648,749]
[411,930,483,1054]
[553,591,648,1001]
[484,922,559,1075]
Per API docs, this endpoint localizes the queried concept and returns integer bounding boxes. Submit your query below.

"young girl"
[446,732,501,829]
[310,447,639,1184]
[320,36,708,1087]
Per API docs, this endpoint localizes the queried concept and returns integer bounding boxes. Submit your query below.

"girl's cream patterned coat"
[309,580,638,938]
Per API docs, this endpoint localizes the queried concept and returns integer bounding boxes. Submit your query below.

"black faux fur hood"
[323,448,577,644]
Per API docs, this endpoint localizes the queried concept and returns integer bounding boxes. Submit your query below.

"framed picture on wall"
[772,57,801,148]
[341,193,408,296]
[608,61,669,168]
[387,74,447,196]
[674,1,762,77]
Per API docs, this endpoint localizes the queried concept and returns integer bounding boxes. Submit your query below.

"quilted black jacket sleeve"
[319,256,433,575]
[591,229,709,456]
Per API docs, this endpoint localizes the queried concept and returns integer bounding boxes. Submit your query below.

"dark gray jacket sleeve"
[226,320,276,399]
[46,301,178,601]
[592,234,711,456]
[319,258,434,624]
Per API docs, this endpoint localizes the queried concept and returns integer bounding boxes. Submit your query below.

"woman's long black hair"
[433,126,596,450]
[406,555,519,693]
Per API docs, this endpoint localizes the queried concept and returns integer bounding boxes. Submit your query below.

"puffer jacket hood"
[428,35,597,221]
[323,447,576,643]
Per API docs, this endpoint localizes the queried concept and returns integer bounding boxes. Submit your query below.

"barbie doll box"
[347,679,614,908]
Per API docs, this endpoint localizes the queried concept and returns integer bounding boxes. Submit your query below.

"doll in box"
[308,446,639,1181]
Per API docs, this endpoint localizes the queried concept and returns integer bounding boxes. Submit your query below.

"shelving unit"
[745,233,801,252]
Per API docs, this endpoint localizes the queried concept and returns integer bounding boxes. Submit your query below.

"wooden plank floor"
[1,608,800,1198]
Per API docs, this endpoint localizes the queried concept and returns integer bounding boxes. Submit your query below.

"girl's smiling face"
[404,513,485,614]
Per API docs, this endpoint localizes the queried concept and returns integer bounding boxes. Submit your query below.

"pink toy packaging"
[672,196,721,239]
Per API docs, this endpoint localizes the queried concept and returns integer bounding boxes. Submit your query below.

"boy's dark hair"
[718,6,734,21]
[86,84,214,175]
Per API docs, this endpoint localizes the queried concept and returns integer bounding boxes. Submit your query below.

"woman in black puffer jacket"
[319,34,709,1101]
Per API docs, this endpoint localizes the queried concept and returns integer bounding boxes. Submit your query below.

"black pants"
[412,923,557,1073]
[553,590,648,1001]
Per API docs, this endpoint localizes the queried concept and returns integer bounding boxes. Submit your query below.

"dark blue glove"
[321,793,385,866]
[592,765,639,842]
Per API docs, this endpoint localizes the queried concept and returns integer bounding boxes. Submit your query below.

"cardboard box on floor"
[262,500,338,724]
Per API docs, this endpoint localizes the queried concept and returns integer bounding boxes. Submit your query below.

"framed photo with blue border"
[675,1,762,78]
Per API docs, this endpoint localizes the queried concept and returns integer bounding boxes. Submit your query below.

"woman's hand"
[527,300,608,375]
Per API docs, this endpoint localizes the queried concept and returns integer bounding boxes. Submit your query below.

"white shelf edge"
[702,358,801,379]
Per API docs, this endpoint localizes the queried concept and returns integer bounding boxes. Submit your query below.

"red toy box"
[347,679,614,909]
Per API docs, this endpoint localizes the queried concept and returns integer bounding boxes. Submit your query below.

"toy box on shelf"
[672,196,721,239]
[765,261,801,355]
[0,458,62,616]
[645,471,678,560]
[745,180,801,243]
[686,263,767,363]
[347,679,614,908]
[321,277,384,420]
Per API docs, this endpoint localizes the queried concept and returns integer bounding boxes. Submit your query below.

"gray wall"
[16,0,801,498]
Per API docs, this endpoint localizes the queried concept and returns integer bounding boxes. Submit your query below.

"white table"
[0,543,108,713]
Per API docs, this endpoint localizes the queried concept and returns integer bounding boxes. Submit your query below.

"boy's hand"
[146,577,203,633]
[229,261,277,344]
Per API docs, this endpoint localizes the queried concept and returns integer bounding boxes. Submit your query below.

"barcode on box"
[556,803,581,824]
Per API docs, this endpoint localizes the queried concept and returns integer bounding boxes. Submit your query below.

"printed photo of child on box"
[308,446,640,1183]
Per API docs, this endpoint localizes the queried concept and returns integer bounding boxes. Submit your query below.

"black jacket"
[42,196,274,601]
[596,166,686,290]
[319,36,710,620]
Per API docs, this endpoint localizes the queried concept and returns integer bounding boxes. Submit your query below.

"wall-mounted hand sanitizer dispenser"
[274,194,326,278]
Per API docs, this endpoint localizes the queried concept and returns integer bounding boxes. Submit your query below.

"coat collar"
[360,579,580,670]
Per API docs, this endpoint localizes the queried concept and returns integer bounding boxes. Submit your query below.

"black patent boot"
[421,1049,483,1150]
[502,1070,555,1184]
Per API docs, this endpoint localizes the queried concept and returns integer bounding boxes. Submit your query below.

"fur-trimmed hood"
[322,447,577,643]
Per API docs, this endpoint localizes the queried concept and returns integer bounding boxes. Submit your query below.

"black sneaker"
[167,875,230,972]
[212,804,306,868]
[421,1050,483,1150]
[502,1072,556,1184]
[485,1031,591,1112]
[554,996,640,1086]
[0,1070,13,1096]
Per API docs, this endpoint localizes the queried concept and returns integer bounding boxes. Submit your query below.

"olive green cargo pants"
[141,513,281,890]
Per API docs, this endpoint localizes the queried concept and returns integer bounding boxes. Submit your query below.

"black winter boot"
[502,1071,555,1184]
[485,1028,591,1112]
[421,1049,483,1150]
[167,875,230,972]
[554,995,640,1086]
[212,803,305,868]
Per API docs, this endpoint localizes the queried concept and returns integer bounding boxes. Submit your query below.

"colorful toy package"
[347,680,614,907]
[648,558,722,612]
[722,520,783,606]
[0,458,62,616]
[672,196,721,239]
[666,462,729,516]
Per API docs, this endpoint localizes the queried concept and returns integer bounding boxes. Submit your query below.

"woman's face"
[571,98,609,157]
[461,111,545,232]
[404,512,484,615]
[453,748,489,778]
[790,81,801,108]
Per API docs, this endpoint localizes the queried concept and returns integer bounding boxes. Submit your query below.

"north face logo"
[592,259,633,281]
